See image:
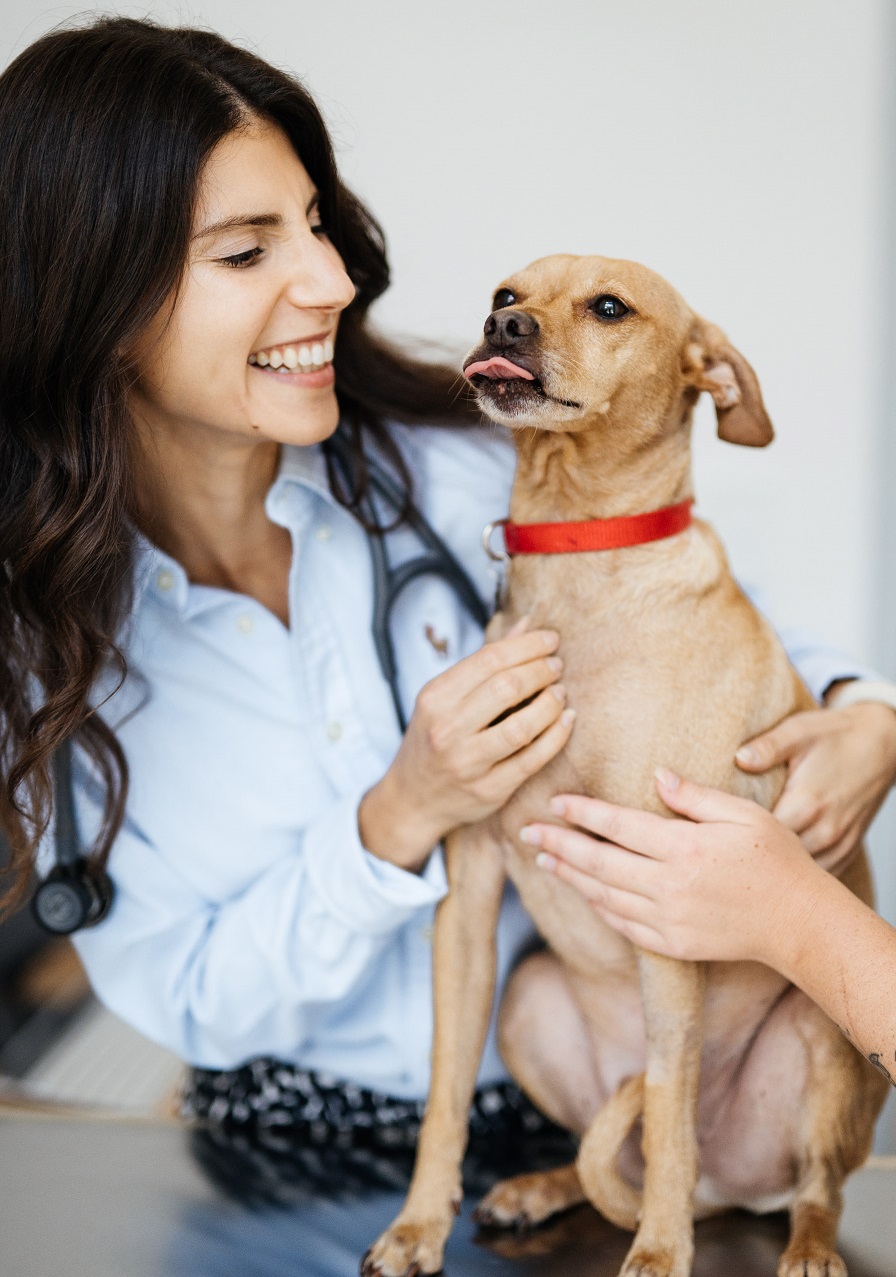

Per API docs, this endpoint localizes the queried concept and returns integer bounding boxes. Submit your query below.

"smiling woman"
[0,15,483,905]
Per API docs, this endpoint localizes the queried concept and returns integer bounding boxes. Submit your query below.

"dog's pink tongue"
[464,356,535,381]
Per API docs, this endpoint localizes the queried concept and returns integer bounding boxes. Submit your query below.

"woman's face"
[130,119,356,448]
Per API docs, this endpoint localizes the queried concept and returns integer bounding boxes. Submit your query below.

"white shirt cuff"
[302,790,448,936]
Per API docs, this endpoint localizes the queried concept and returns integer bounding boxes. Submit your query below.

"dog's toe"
[475,1165,585,1230]
[777,1250,847,1277]
[361,1221,449,1277]
[619,1247,690,1277]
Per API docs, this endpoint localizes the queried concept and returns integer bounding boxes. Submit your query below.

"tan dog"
[362,256,888,1277]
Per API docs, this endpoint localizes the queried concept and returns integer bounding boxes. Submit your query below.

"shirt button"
[156,570,175,592]
[419,925,434,943]
[326,721,343,741]
[315,525,333,542]
[236,614,255,634]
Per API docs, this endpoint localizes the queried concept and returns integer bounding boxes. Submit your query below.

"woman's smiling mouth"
[248,335,335,376]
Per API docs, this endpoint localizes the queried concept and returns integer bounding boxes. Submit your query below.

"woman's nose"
[284,238,356,313]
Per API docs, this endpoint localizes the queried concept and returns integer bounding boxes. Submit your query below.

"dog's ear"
[682,319,773,447]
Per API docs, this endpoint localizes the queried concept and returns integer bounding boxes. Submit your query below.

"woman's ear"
[682,319,774,447]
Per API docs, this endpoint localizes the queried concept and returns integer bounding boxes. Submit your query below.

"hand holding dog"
[522,774,823,965]
[359,620,575,871]
[524,770,896,1077]
[736,699,896,871]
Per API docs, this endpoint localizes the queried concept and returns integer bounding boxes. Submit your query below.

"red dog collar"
[484,499,694,557]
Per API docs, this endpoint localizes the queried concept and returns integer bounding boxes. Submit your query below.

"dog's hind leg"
[362,824,506,1277]
[777,1003,888,1277]
[615,953,705,1277]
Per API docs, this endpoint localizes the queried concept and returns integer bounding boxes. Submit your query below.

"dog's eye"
[492,288,516,310]
[590,295,631,322]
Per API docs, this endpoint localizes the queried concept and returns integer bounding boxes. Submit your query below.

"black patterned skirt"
[182,1059,577,1200]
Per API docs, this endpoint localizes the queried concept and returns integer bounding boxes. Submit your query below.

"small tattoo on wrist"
[868,1053,894,1084]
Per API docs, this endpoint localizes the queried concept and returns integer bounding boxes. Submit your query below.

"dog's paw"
[777,1248,847,1277]
[474,1165,585,1230]
[360,1217,453,1277]
[619,1245,691,1277]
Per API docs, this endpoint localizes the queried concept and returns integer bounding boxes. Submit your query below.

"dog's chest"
[501,529,804,805]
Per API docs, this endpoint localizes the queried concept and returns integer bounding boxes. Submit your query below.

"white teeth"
[250,337,335,372]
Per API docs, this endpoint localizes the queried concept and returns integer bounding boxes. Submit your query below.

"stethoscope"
[324,425,491,732]
[32,426,492,933]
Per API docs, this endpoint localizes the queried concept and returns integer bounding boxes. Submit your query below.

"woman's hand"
[735,699,896,871]
[520,772,826,966]
[359,621,576,871]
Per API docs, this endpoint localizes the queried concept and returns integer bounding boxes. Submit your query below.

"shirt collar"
[135,440,341,615]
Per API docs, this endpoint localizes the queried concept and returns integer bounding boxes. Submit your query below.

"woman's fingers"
[457,653,567,738]
[483,705,576,800]
[771,783,823,835]
[591,908,672,956]
[649,771,767,825]
[544,791,678,858]
[735,711,823,772]
[434,629,560,704]
[474,682,569,763]
[538,852,657,920]
[520,822,658,898]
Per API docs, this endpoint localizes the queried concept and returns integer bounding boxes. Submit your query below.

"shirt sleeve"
[741,582,882,702]
[71,780,447,1069]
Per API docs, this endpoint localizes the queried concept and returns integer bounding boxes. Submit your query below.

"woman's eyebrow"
[193,212,281,240]
[193,196,320,241]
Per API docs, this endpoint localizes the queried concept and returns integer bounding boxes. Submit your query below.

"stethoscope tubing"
[324,428,490,732]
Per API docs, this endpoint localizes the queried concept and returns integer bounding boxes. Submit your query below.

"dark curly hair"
[0,16,475,909]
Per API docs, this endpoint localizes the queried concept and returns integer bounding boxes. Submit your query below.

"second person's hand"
[359,622,576,871]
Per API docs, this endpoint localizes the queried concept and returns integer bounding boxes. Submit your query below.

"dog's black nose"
[484,309,539,347]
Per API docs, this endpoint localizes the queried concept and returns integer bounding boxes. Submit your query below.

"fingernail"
[735,746,758,766]
[535,852,558,872]
[549,795,567,816]
[655,767,680,790]
[561,708,576,727]
[519,825,542,846]
[547,656,564,673]
[541,630,560,650]
[550,683,567,702]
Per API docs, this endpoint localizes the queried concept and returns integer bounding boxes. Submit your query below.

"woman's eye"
[310,221,329,238]
[220,246,264,268]
[590,294,631,321]
[493,288,516,310]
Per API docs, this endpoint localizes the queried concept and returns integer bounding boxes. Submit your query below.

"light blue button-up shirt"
[69,423,873,1099]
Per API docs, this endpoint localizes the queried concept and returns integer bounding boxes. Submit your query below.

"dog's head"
[463,254,773,448]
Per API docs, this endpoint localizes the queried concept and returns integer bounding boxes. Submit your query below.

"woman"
[0,16,893,1142]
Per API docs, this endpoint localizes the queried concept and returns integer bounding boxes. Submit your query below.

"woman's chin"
[251,395,342,447]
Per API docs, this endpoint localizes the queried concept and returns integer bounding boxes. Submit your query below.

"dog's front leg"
[621,953,705,1277]
[362,823,506,1277]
